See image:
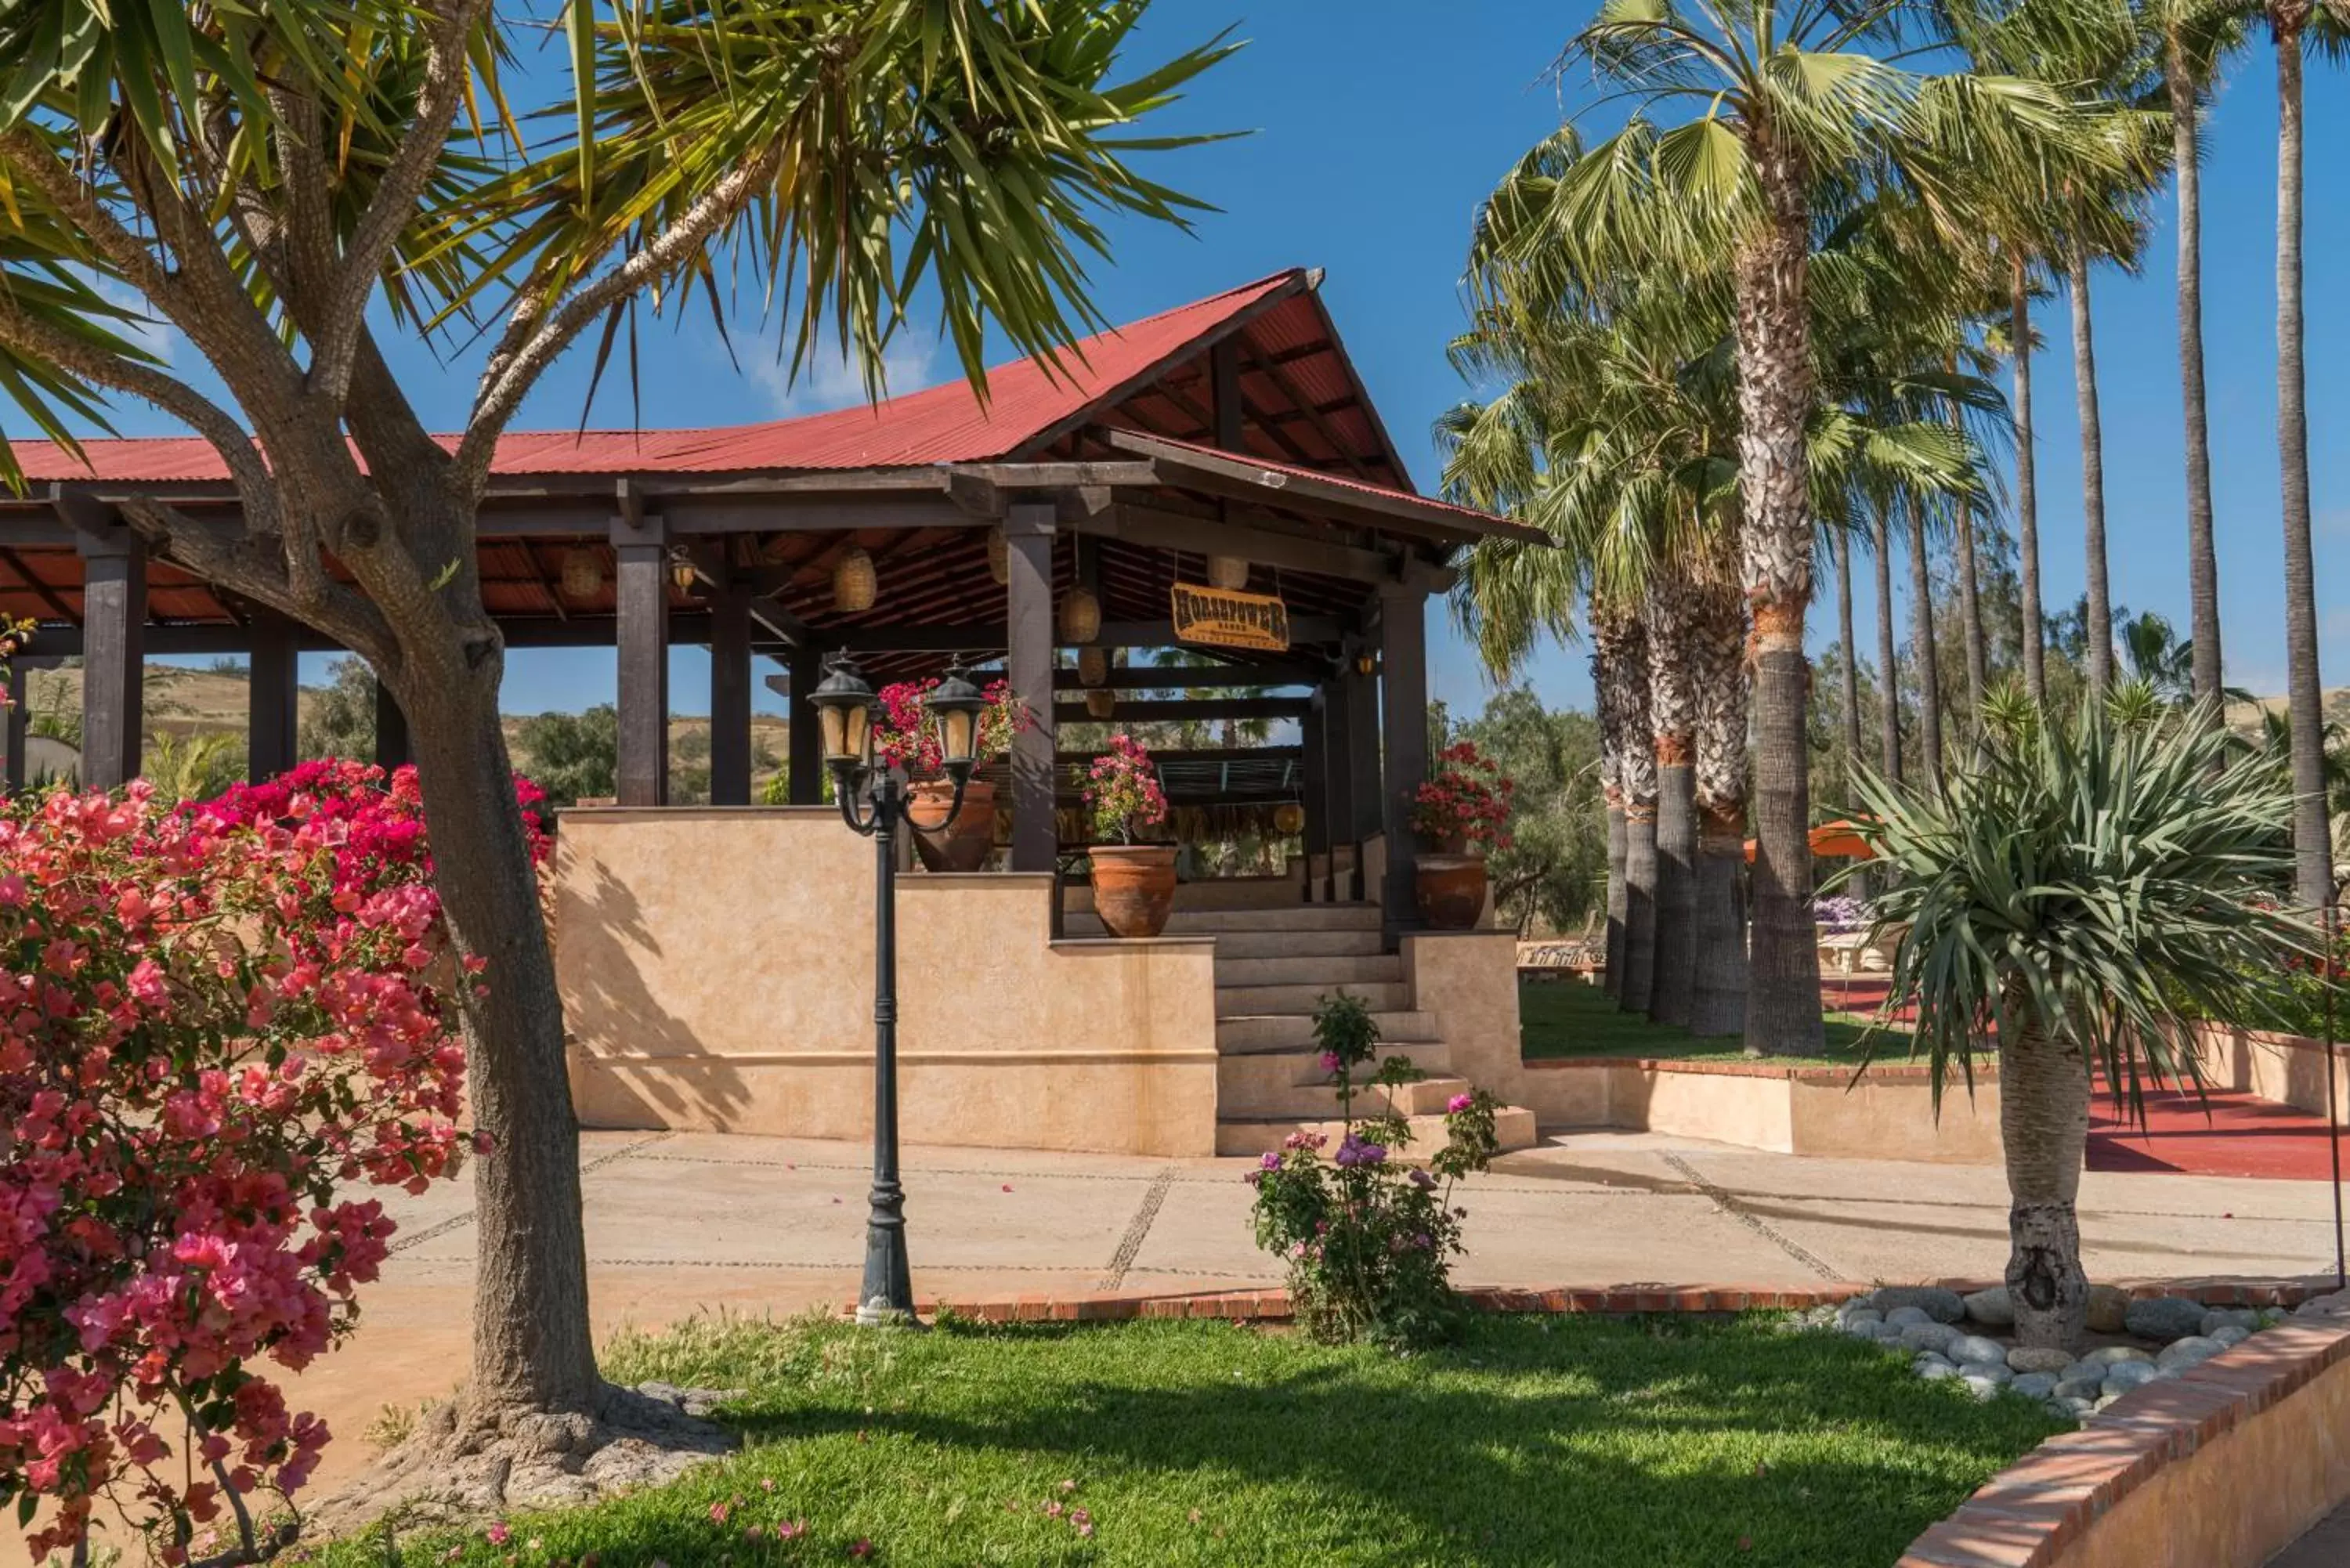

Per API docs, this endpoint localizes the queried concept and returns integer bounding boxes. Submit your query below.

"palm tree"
[2264,0,2346,910]
[1905,495,1947,776]
[1833,526,1867,803]
[2140,0,2248,708]
[1858,695,2311,1349]
[1874,508,1906,781]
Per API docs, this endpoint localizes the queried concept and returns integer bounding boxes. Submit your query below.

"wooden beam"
[3,662,24,794]
[1209,341,1244,452]
[0,545,74,620]
[1377,584,1430,927]
[708,579,754,805]
[374,677,409,770]
[612,515,670,806]
[1052,662,1314,692]
[1004,502,1058,875]
[1344,641,1382,843]
[786,646,822,805]
[1068,501,1394,584]
[1241,339,1377,481]
[1053,697,1308,723]
[1054,745,1303,765]
[247,613,300,782]
[73,520,143,789]
[1300,700,1329,858]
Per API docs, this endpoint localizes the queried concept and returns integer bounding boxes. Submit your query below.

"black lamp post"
[811,652,987,1325]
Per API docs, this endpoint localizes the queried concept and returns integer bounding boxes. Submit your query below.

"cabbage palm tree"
[2264,0,2348,909]
[1525,0,2120,1052]
[1856,696,2311,1350]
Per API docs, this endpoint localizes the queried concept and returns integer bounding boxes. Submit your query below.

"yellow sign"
[1171,583,1290,652]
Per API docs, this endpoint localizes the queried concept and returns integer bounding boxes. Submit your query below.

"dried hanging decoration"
[1084,689,1116,721]
[559,547,603,602]
[1077,646,1109,687]
[1058,586,1101,644]
[986,526,1009,587]
[833,547,877,612]
[1206,554,1251,591]
[1273,801,1306,836]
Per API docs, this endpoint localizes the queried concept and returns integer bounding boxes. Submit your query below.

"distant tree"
[1452,688,1606,938]
[514,706,620,808]
[299,656,379,762]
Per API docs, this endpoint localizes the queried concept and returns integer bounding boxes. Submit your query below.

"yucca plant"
[1851,692,2312,1350]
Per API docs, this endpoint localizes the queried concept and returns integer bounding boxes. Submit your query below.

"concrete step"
[1215,981,1411,1017]
[1068,904,1383,936]
[1216,1010,1439,1053]
[1213,1103,1540,1158]
[1212,954,1403,988]
[1210,929,1387,961]
[1218,1068,1477,1121]
[1214,1042,1458,1115]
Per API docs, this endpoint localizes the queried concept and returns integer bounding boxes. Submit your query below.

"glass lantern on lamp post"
[811,652,987,1325]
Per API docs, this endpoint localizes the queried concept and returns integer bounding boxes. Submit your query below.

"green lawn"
[334,1313,2061,1568]
[1520,977,1912,1068]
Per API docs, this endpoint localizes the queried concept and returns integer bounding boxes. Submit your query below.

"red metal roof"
[6,272,1316,483]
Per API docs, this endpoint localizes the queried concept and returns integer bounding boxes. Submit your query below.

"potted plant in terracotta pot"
[874,674,1029,873]
[1410,741,1514,930]
[1084,732,1176,938]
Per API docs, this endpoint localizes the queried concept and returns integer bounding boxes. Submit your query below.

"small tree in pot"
[1854,689,2312,1352]
[1411,742,1514,929]
[872,676,1029,873]
[1084,734,1173,938]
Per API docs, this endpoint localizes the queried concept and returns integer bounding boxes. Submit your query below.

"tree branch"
[454,144,784,495]
[119,497,396,670]
[313,0,493,405]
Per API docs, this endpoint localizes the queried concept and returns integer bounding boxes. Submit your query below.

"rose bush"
[1246,992,1499,1349]
[0,761,543,1564]
[1410,742,1514,851]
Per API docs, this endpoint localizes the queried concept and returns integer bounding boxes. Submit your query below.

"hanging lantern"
[986,526,1009,587]
[669,550,699,594]
[1058,586,1101,645]
[559,547,603,602]
[833,547,877,612]
[1273,801,1306,836]
[1206,554,1250,591]
[1077,646,1109,687]
[1084,689,1115,721]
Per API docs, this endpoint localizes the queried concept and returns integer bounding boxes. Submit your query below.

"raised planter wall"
[555,807,1220,1156]
[2192,1022,2349,1124]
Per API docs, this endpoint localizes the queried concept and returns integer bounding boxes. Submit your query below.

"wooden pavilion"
[0,269,1549,1157]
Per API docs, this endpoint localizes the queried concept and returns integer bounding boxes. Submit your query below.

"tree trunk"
[399,655,601,1418]
[1621,804,1659,1016]
[1646,583,1699,1028]
[1690,585,1751,1040]
[1907,497,1943,781]
[2012,262,2047,705]
[2273,9,2334,912]
[1955,499,1987,731]
[2067,251,2113,696]
[2171,52,2223,715]
[1833,527,1864,806]
[1872,509,1904,784]
[1603,791,1628,1003]
[1732,148,1825,1057]
[1999,996,2092,1353]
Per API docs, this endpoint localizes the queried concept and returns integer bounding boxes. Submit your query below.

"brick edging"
[1899,1310,2350,1568]
[1520,1054,1979,1083]
[848,1274,2334,1326]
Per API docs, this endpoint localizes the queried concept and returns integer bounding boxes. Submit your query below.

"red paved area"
[1824,976,2350,1183]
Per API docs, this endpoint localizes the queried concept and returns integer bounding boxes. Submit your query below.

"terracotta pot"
[1088,844,1178,938]
[910,778,996,873]
[1415,853,1488,930]
[1431,830,1476,856]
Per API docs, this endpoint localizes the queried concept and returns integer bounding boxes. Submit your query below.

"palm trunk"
[1618,621,1660,1015]
[1834,527,1864,807]
[2171,52,2223,714]
[1907,497,1944,780]
[2067,250,2113,695]
[1603,790,1628,1002]
[2000,993,2092,1353]
[1955,502,1987,730]
[1873,509,1904,784]
[1594,630,1628,1001]
[2012,262,2047,705]
[1647,583,1699,1028]
[1690,584,1751,1040]
[2273,7,2334,912]
[1733,148,1826,1056]
[400,661,601,1418]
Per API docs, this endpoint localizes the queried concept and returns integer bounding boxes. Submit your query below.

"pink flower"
[487,1523,512,1546]
[1447,1093,1475,1114]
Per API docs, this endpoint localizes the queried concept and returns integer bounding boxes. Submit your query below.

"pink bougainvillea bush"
[0,760,545,1563]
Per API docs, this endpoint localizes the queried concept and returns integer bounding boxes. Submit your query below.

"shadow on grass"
[376,1315,2062,1568]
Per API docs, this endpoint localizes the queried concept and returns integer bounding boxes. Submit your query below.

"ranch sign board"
[1170,583,1291,652]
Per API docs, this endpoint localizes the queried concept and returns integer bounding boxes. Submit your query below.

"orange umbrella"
[1744,819,1877,864]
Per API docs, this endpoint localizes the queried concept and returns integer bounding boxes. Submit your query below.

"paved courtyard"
[277,1124,2349,1502]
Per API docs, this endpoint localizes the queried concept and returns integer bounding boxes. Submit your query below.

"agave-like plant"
[1851,692,2312,1350]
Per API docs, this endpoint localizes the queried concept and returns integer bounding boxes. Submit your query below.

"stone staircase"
[1065,900,1536,1157]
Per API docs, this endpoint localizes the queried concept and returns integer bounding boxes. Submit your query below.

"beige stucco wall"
[1787,1073,2001,1164]
[2195,1022,2349,1122]
[2048,1352,2350,1568]
[1517,1060,2002,1163]
[555,808,1220,1156]
[1402,932,1525,1101]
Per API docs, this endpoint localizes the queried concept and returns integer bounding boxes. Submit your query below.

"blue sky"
[27,1,2347,720]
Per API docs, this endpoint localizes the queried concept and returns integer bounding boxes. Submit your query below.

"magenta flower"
[1447,1093,1475,1114]
[1318,1050,1342,1074]
[1259,1152,1281,1170]
[1332,1135,1386,1168]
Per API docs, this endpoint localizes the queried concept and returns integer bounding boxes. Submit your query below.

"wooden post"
[708,576,753,806]
[1210,340,1245,452]
[1004,501,1058,875]
[1378,582,1430,930]
[787,646,822,805]
[1343,640,1383,842]
[613,515,671,807]
[74,522,145,790]
[3,661,25,794]
[247,614,300,782]
[373,677,410,770]
[1300,693,1329,854]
